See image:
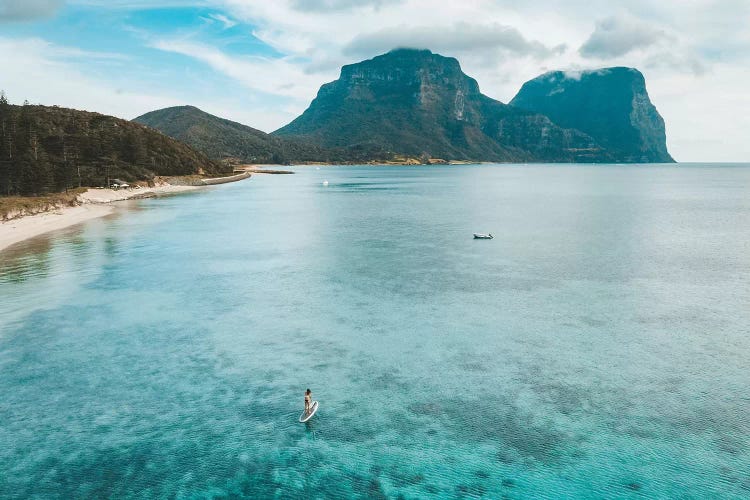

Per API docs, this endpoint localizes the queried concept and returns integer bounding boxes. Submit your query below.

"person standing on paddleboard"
[304,389,312,415]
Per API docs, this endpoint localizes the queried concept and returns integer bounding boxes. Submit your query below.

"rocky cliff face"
[509,68,673,162]
[274,49,610,162]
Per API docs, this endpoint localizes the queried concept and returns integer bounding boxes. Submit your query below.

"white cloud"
[204,13,237,29]
[579,15,670,58]
[0,37,178,116]
[647,64,750,162]
[289,0,403,12]
[0,36,293,132]
[344,23,565,60]
[68,0,201,8]
[149,38,329,100]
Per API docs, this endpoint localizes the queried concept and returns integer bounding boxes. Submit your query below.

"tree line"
[0,92,59,196]
[0,92,229,197]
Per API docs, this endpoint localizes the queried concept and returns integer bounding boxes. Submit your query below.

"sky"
[1,0,748,161]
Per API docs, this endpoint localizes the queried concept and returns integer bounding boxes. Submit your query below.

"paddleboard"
[299,401,319,423]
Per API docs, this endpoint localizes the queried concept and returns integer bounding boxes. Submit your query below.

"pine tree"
[0,91,8,194]
[0,91,13,195]
[57,133,76,192]
[15,106,32,195]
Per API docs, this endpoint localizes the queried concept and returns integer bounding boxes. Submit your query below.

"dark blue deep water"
[1,164,749,498]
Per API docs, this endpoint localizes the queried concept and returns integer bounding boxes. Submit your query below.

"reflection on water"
[103,236,119,258]
[1,165,750,498]
[0,210,122,330]
[0,238,54,283]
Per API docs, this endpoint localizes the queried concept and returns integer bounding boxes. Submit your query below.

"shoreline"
[0,204,115,252]
[0,174,251,253]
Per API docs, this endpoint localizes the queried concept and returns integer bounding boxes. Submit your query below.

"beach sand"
[0,170,256,253]
[0,204,114,252]
[0,185,200,252]
[78,184,199,203]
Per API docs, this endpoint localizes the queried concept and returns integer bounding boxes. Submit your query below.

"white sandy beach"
[0,184,200,252]
[0,204,114,252]
[0,171,256,252]
[78,184,199,203]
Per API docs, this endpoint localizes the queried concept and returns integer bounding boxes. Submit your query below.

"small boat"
[299,401,319,423]
[473,233,493,239]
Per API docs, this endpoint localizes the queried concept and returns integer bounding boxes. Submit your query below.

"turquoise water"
[1,164,750,499]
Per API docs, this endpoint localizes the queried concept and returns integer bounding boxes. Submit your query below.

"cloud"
[644,51,707,76]
[204,13,237,29]
[0,36,179,117]
[646,63,750,162]
[150,38,324,100]
[577,12,714,76]
[0,35,294,132]
[0,0,63,21]
[289,0,403,12]
[67,0,199,8]
[579,15,670,58]
[344,22,566,60]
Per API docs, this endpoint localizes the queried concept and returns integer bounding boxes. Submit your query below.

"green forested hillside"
[0,94,229,196]
[134,105,388,164]
[134,105,333,164]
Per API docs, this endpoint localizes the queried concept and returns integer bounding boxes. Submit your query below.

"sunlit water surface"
[1,164,749,499]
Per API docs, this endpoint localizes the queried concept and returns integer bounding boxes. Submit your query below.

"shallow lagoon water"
[1,164,750,498]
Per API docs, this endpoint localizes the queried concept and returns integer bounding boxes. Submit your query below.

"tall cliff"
[274,49,610,162]
[509,67,673,162]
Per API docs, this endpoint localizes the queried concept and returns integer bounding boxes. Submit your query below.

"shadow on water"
[1,206,118,283]
[0,237,54,283]
[103,236,119,258]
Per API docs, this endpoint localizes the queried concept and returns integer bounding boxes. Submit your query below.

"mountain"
[131,52,673,165]
[0,101,229,196]
[273,49,612,162]
[509,68,673,162]
[134,105,332,164]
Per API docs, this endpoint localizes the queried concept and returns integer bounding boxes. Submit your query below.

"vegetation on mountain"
[134,105,401,164]
[510,68,673,162]
[132,51,672,166]
[134,105,328,164]
[273,49,614,162]
[0,94,229,197]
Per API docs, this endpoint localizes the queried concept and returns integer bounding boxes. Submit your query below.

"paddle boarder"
[304,388,312,416]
